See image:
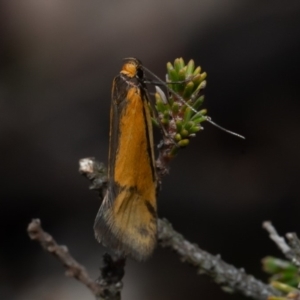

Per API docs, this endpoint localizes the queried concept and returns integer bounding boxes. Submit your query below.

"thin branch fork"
[263,221,300,268]
[27,219,124,300]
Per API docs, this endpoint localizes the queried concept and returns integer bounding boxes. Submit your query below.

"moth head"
[122,57,144,79]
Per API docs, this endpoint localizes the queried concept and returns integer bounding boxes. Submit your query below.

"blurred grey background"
[1,1,300,299]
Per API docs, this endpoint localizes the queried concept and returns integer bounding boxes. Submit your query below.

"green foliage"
[262,257,300,299]
[263,256,300,287]
[153,58,208,157]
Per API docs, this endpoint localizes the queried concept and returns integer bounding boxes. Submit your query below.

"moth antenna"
[142,65,245,140]
[205,117,245,139]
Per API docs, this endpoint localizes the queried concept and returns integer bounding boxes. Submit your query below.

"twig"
[80,157,281,300]
[79,158,107,200]
[27,219,124,300]
[155,138,173,182]
[285,233,300,268]
[158,219,280,300]
[262,221,297,264]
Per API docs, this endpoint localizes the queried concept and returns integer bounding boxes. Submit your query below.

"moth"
[94,58,157,261]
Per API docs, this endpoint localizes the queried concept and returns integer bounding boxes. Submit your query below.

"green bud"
[186,60,195,76]
[192,96,205,110]
[200,72,207,81]
[180,129,189,137]
[190,111,204,121]
[163,110,170,118]
[184,121,195,131]
[199,81,206,89]
[175,68,186,93]
[155,97,167,112]
[178,58,185,70]
[172,102,179,114]
[178,139,190,147]
[192,74,202,87]
[168,68,178,83]
[193,66,201,76]
[174,58,183,73]
[199,109,207,115]
[175,120,183,132]
[183,107,192,123]
[189,125,202,133]
[178,68,186,81]
[174,133,182,141]
[191,116,206,124]
[183,81,195,99]
[167,62,174,74]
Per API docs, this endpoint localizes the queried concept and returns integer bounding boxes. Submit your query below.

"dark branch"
[27,219,124,300]
[79,157,281,300]
[158,219,280,300]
